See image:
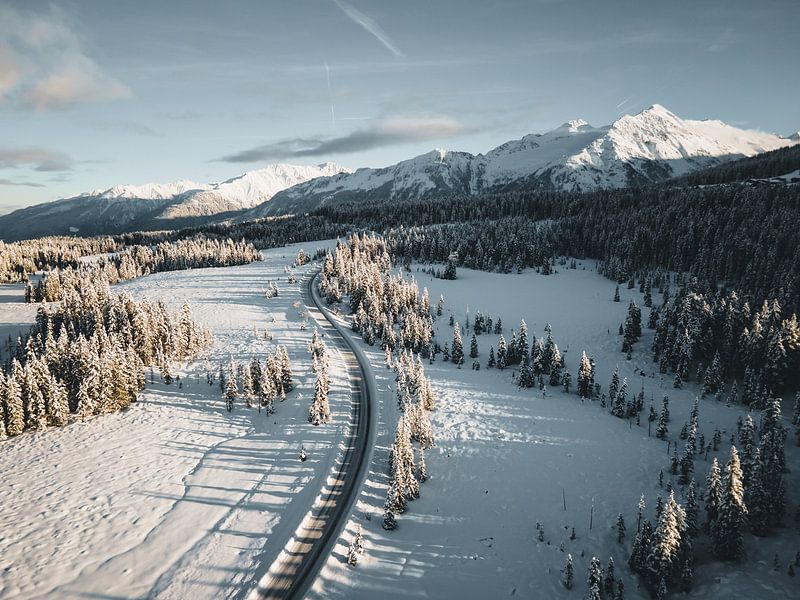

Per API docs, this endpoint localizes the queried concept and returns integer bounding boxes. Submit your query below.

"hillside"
[668,143,800,186]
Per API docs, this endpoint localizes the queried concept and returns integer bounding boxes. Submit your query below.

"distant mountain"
[243,104,796,218]
[0,163,349,241]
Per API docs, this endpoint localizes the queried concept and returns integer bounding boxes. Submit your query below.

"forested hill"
[668,144,800,187]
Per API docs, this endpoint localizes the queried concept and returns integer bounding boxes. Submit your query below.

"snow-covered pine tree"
[225,359,238,409]
[451,325,464,366]
[656,396,669,439]
[497,335,507,370]
[712,446,747,560]
[470,333,478,359]
[577,351,592,398]
[612,377,628,418]
[562,553,574,589]
[587,556,603,600]
[604,557,616,597]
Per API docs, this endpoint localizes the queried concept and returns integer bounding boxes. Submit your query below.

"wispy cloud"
[90,119,162,137]
[0,147,73,172]
[708,28,736,53]
[331,0,404,57]
[0,178,46,188]
[218,117,463,163]
[0,5,131,110]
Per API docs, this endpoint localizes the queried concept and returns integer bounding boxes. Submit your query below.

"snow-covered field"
[0,241,354,600]
[314,261,799,599]
[2,248,797,600]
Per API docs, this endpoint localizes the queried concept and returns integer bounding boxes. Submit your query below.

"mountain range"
[246,104,794,218]
[0,105,795,241]
[0,163,348,241]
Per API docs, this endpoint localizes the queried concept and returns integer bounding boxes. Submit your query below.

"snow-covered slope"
[247,105,795,218]
[0,163,349,240]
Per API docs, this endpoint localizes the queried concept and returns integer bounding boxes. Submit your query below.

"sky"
[0,0,798,212]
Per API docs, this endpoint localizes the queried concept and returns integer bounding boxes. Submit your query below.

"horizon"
[1,0,798,211]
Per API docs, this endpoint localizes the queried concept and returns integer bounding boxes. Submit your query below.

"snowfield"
[1,246,797,600]
[313,261,799,600]
[0,241,354,600]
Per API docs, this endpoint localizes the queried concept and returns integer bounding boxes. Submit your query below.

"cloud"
[708,28,736,53]
[90,119,162,137]
[0,5,131,110]
[218,117,463,163]
[0,46,20,101]
[331,0,404,57]
[0,178,46,188]
[0,147,73,172]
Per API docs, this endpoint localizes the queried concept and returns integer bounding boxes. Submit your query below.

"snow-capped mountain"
[0,163,349,241]
[245,105,795,218]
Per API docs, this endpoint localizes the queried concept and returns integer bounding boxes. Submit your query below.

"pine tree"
[609,368,620,401]
[451,325,464,366]
[497,335,507,370]
[577,351,592,398]
[3,368,24,436]
[587,557,602,600]
[562,553,574,589]
[703,351,723,396]
[470,333,479,359]
[617,513,626,543]
[612,377,628,418]
[713,446,747,560]
[225,359,238,408]
[685,480,698,537]
[488,347,496,368]
[705,457,722,528]
[656,396,669,439]
[604,557,616,597]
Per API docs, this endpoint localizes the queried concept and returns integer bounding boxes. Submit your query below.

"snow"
[256,105,796,216]
[0,241,355,600]
[312,261,799,600]
[1,249,797,599]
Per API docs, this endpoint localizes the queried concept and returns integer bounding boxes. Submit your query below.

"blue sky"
[0,0,798,212]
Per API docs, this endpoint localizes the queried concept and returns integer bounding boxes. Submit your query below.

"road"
[249,268,373,600]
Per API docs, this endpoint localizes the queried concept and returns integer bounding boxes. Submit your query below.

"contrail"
[331,0,404,57]
[324,62,335,129]
[616,95,634,108]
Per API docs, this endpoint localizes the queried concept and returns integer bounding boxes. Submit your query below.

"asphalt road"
[250,268,373,600]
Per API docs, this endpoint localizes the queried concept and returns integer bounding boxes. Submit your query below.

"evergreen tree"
[713,446,747,560]
[470,333,479,359]
[577,351,592,398]
[225,359,238,408]
[562,553,574,589]
[604,557,616,597]
[497,335,507,370]
[617,513,626,543]
[656,396,670,439]
[587,557,603,600]
[705,457,722,528]
[451,325,464,366]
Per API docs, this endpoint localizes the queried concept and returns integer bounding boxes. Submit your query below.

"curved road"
[249,268,373,600]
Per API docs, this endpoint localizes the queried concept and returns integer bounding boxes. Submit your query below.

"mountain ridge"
[0,162,350,241]
[242,104,795,219]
